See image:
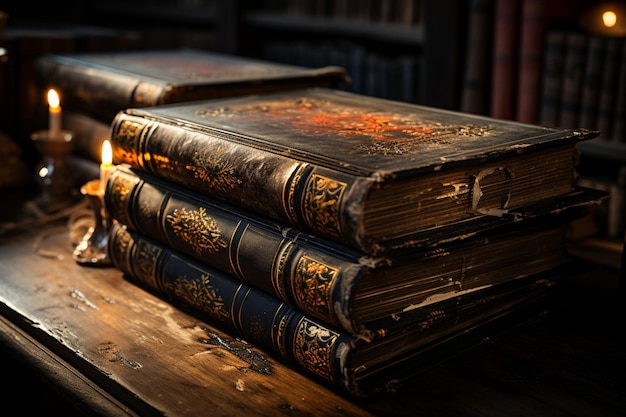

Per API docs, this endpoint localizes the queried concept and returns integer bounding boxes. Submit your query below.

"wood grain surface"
[0,222,374,417]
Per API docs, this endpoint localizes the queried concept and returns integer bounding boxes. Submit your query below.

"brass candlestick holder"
[73,179,111,267]
[31,129,79,213]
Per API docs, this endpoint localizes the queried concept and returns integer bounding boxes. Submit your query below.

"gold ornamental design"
[294,256,337,323]
[166,207,228,256]
[272,241,292,303]
[196,97,494,156]
[113,119,145,166]
[187,145,242,193]
[134,239,161,288]
[293,317,339,382]
[108,173,137,227]
[167,274,230,322]
[302,174,345,239]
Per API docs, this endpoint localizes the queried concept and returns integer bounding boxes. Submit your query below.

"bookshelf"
[238,1,465,109]
[87,0,224,52]
[2,0,623,263]
[55,0,465,109]
[537,24,626,265]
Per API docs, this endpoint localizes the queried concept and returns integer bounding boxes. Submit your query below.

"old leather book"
[34,48,350,123]
[109,88,598,255]
[108,221,568,398]
[105,164,605,337]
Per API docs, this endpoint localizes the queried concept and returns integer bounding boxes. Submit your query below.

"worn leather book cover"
[63,111,110,162]
[108,221,569,398]
[35,48,350,123]
[105,165,605,336]
[110,88,598,255]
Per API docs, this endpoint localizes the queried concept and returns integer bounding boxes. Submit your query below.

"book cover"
[105,165,604,336]
[110,87,598,255]
[63,111,111,162]
[108,221,567,397]
[35,48,351,123]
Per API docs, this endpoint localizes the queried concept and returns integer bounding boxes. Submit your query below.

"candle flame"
[47,89,60,110]
[580,2,626,36]
[102,140,113,165]
[603,10,617,27]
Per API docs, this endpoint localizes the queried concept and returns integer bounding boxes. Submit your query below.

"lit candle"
[100,139,114,194]
[47,89,62,139]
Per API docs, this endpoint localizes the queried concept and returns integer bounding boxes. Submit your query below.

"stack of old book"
[100,87,605,397]
[33,48,350,183]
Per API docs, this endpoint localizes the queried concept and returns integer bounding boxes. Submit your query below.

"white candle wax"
[100,140,114,195]
[47,89,62,139]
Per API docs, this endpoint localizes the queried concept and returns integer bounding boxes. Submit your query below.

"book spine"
[489,0,521,120]
[108,222,361,394]
[460,0,494,116]
[515,0,546,124]
[595,37,622,141]
[538,31,567,127]
[611,40,626,143]
[558,32,588,128]
[577,36,607,131]
[105,166,365,334]
[109,112,373,252]
[35,58,162,123]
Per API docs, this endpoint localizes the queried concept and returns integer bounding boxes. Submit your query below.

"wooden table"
[0,220,378,416]
[1,203,624,417]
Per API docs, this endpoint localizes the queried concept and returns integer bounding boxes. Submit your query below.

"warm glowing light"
[47,89,62,138]
[603,10,618,27]
[580,3,626,36]
[100,140,114,194]
[102,140,113,165]
[47,89,60,109]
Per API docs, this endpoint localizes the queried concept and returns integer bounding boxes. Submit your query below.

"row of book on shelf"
[540,29,626,240]
[34,48,606,397]
[459,0,626,243]
[260,0,423,27]
[461,0,626,143]
[539,30,626,143]
[262,39,420,104]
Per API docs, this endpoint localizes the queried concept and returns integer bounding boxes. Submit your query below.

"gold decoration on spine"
[111,224,131,264]
[302,174,345,239]
[247,314,265,340]
[137,199,153,223]
[134,239,162,288]
[283,164,308,229]
[107,174,137,228]
[188,145,242,193]
[274,305,290,358]
[114,120,145,167]
[293,317,338,382]
[167,274,230,322]
[294,256,336,323]
[272,240,293,304]
[166,207,228,256]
